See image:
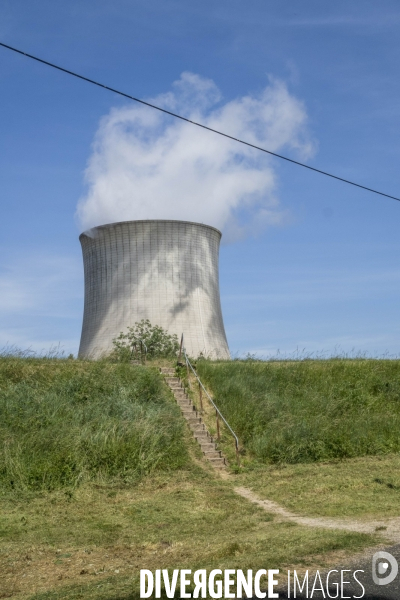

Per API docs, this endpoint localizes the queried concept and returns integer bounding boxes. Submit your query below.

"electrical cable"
[0,40,399,202]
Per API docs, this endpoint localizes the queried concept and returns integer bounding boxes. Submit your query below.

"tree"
[112,320,179,361]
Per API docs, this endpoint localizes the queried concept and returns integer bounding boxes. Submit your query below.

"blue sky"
[1,0,400,357]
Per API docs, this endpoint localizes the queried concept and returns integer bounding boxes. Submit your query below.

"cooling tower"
[78,220,230,359]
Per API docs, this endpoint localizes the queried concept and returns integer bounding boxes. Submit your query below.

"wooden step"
[181,410,198,418]
[179,406,192,413]
[176,397,191,404]
[186,417,202,426]
[176,398,191,407]
[200,443,216,452]
[203,450,222,459]
[195,435,213,444]
[182,413,199,421]
[179,407,194,413]
[165,375,227,471]
[208,457,226,467]
[190,422,206,432]
[195,431,213,440]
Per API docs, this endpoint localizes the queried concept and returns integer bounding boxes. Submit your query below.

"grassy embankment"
[0,358,186,491]
[0,356,378,599]
[196,359,400,517]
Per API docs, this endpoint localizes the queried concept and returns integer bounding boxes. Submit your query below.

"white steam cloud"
[77,73,315,240]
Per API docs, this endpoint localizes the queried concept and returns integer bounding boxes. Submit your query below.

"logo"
[372,551,398,586]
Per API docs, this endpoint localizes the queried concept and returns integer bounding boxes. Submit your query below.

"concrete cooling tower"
[78,220,230,360]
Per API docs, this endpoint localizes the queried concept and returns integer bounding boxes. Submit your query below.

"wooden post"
[216,410,220,441]
[186,359,191,389]
[178,334,183,362]
[142,341,146,364]
[235,443,240,467]
[199,382,203,413]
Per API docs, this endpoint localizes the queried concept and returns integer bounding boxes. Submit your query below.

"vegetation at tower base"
[111,319,180,362]
[196,358,400,464]
[0,356,187,492]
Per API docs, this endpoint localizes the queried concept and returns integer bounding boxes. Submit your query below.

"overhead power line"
[1,40,399,203]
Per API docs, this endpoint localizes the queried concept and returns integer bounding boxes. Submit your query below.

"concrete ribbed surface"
[78,220,230,359]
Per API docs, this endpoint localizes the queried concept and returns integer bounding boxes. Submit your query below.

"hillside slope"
[196,359,400,463]
[0,357,383,599]
[0,357,188,491]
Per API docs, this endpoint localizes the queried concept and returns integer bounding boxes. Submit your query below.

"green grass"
[0,468,377,599]
[235,454,400,517]
[0,356,392,598]
[0,357,188,492]
[196,358,400,463]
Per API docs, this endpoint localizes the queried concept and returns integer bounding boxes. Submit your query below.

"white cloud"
[77,73,315,241]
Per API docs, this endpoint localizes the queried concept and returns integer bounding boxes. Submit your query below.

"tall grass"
[197,359,400,464]
[0,358,187,491]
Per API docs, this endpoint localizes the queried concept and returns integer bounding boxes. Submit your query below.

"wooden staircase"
[160,367,226,469]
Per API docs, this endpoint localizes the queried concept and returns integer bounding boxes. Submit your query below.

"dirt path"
[234,486,400,542]
[163,368,400,545]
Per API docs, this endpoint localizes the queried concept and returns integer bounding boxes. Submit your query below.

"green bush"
[197,359,400,464]
[0,358,187,491]
[112,320,179,361]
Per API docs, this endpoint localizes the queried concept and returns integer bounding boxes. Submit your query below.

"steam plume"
[77,73,314,240]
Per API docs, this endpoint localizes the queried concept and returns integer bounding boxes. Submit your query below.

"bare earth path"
[163,368,400,544]
[234,485,400,542]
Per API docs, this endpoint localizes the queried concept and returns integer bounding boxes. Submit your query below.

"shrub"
[112,320,179,361]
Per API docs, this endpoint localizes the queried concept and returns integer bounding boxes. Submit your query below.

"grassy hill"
[1,355,397,599]
[196,358,400,463]
[0,357,187,492]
